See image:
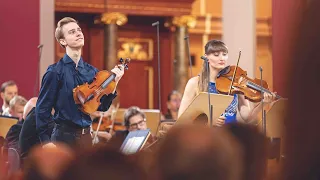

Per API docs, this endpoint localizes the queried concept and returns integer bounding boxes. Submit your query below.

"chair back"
[7,148,20,175]
[0,116,18,137]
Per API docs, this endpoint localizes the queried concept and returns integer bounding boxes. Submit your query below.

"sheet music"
[121,136,145,155]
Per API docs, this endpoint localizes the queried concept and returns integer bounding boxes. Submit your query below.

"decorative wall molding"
[117,38,154,61]
[55,1,192,16]
[189,15,272,37]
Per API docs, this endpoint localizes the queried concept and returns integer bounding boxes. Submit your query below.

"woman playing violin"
[178,40,276,126]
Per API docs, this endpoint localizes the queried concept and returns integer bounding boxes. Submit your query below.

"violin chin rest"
[76,92,85,104]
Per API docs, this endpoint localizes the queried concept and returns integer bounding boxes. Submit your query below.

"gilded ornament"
[100,12,128,26]
[172,15,196,28]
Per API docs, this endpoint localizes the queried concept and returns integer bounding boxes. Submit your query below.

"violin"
[73,58,130,115]
[92,116,112,131]
[215,52,281,102]
[91,104,126,134]
[91,117,127,132]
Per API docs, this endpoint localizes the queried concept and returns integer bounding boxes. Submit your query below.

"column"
[40,0,54,95]
[100,12,127,70]
[171,15,196,93]
[222,0,256,77]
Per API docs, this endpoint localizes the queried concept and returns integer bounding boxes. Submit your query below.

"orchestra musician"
[114,106,156,144]
[90,104,116,144]
[36,17,124,149]
[178,40,277,126]
[115,106,148,139]
[163,90,181,121]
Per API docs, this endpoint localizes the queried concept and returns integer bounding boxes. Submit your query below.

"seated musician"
[1,80,18,116]
[4,95,27,151]
[90,104,115,144]
[157,91,182,138]
[163,90,181,121]
[178,40,277,126]
[114,106,156,143]
[115,106,147,138]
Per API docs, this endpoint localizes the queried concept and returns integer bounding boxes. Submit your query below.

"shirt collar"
[2,105,9,115]
[62,54,84,68]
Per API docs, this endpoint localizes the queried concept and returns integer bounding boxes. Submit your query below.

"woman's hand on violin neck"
[215,115,226,127]
[111,65,125,83]
[263,92,277,103]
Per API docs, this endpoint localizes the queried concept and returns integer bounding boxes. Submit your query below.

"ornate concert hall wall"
[0,0,39,102]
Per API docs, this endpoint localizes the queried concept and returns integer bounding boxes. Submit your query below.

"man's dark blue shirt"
[36,54,116,143]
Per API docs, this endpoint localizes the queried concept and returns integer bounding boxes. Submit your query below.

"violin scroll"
[119,58,130,70]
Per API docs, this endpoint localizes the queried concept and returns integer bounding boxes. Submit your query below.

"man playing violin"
[36,17,124,149]
[178,40,277,126]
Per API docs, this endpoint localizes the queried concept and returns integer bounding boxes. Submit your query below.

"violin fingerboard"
[246,81,270,94]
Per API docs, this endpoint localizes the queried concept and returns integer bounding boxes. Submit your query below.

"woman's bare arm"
[178,77,199,118]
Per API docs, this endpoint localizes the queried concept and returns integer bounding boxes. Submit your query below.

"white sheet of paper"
[122,136,144,155]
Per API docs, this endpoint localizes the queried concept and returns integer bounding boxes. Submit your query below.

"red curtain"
[272,0,306,96]
[0,0,40,103]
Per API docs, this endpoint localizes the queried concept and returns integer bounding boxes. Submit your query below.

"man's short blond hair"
[9,95,27,109]
[55,17,78,48]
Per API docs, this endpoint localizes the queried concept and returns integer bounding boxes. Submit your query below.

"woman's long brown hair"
[198,40,228,92]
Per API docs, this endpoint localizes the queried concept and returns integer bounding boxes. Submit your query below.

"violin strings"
[91,86,103,99]
[95,88,103,96]
[93,88,101,95]
[93,76,113,95]
[94,86,104,95]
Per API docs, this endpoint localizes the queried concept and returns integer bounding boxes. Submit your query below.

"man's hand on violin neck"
[111,65,125,83]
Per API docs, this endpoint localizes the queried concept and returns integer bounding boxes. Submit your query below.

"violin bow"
[93,112,104,143]
[142,138,159,152]
[217,51,242,119]
[108,103,120,135]
[228,50,242,95]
